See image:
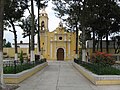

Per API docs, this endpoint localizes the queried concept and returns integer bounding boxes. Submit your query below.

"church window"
[41,21,45,30]
[43,43,44,45]
[42,14,44,16]
[41,21,44,27]
[59,37,62,40]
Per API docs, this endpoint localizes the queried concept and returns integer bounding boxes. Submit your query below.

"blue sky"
[3,0,60,44]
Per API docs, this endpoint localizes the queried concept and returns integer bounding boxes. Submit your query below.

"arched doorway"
[57,48,64,61]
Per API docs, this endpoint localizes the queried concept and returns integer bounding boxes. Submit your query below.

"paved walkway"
[16,61,120,90]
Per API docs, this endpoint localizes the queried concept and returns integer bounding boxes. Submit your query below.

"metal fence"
[112,54,120,61]
[3,59,46,74]
[74,59,120,75]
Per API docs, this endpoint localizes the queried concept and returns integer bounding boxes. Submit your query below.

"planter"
[73,62,120,85]
[4,62,48,84]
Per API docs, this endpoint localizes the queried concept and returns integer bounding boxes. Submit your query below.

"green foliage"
[4,63,35,74]
[4,0,29,24]
[52,0,81,32]
[20,15,38,38]
[4,60,46,74]
[82,63,120,75]
[4,41,11,47]
[74,59,120,75]
[34,0,49,8]
[52,0,120,52]
[4,0,29,54]
[19,50,24,64]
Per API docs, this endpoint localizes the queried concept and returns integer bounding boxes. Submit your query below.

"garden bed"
[3,59,46,74]
[74,59,120,75]
[3,62,48,84]
[73,61,120,85]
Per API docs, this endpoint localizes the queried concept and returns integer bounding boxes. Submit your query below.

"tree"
[84,0,120,53]
[4,41,11,47]
[30,0,35,61]
[21,16,31,54]
[52,0,120,62]
[20,15,38,54]
[52,0,91,61]
[52,0,82,59]
[4,0,29,60]
[19,50,23,64]
[0,0,4,88]
[34,0,49,59]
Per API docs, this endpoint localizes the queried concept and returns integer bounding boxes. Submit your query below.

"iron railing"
[74,59,120,75]
[3,58,46,74]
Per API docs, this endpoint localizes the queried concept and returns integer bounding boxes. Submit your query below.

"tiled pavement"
[16,61,120,90]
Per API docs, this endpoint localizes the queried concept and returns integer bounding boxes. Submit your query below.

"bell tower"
[40,7,49,32]
[39,7,48,58]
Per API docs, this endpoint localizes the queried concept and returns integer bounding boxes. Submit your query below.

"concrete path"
[16,61,120,90]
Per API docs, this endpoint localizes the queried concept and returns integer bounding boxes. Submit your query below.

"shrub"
[90,51,115,66]
[82,62,120,75]
[74,59,120,75]
[4,59,46,74]
[35,54,40,61]
[19,50,24,64]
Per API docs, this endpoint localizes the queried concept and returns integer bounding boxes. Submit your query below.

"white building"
[12,41,37,48]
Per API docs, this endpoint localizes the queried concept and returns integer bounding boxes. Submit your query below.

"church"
[39,8,77,61]
[3,8,77,61]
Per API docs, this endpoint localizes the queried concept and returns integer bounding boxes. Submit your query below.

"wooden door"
[57,48,64,61]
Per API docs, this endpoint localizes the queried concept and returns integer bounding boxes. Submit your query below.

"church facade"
[39,9,77,61]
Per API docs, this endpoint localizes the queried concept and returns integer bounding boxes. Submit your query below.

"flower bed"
[90,51,115,65]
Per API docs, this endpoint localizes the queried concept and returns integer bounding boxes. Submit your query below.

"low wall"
[73,62,120,85]
[4,62,48,84]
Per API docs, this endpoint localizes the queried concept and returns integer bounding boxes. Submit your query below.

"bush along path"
[3,58,46,74]
[74,51,120,75]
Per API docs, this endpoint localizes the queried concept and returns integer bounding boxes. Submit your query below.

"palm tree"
[0,0,4,87]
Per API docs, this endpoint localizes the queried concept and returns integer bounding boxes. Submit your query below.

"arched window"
[41,21,45,30]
